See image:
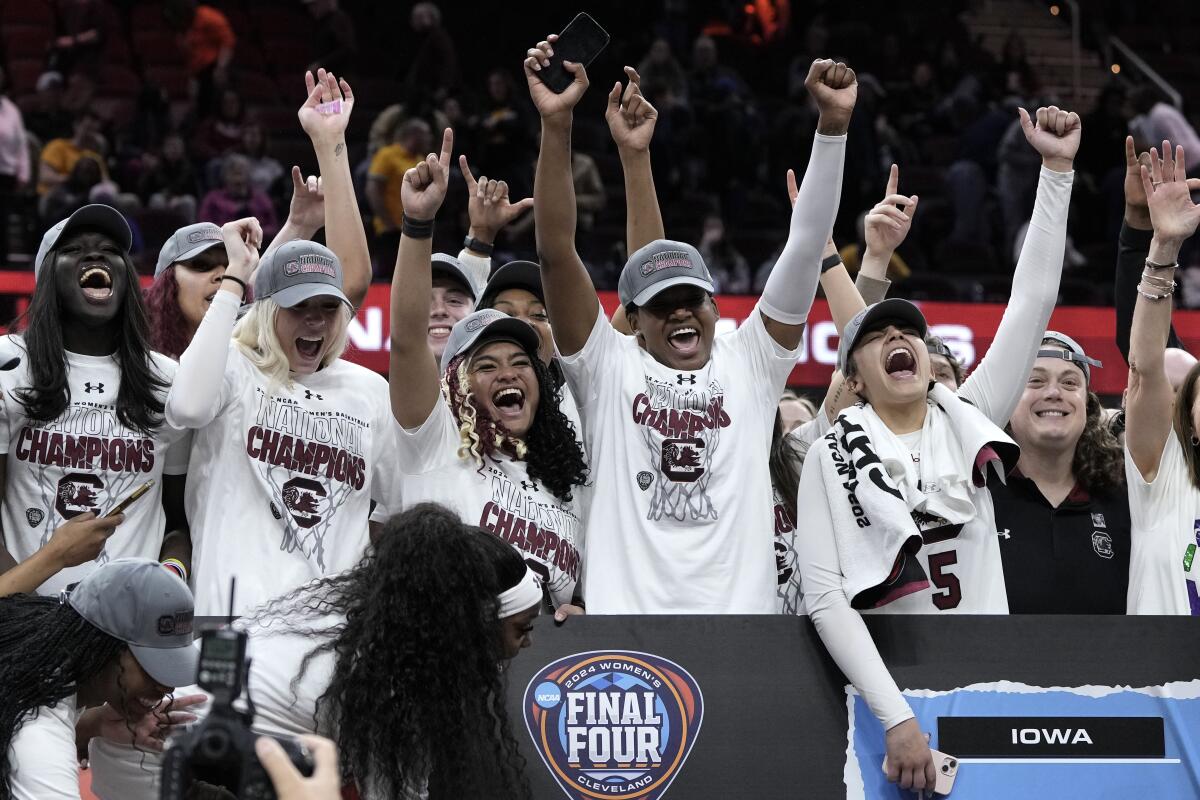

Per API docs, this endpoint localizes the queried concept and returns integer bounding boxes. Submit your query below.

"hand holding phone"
[105,480,155,518]
[533,13,610,94]
[882,748,958,796]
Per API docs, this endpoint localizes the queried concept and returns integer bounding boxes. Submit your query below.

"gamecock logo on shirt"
[281,476,326,528]
[523,650,704,800]
[55,473,103,519]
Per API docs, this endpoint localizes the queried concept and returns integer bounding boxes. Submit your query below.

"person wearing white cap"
[164,219,402,618]
[524,35,853,614]
[388,128,588,620]
[993,331,1130,613]
[1,558,202,799]
[0,205,192,599]
[792,101,1083,796]
[177,503,537,799]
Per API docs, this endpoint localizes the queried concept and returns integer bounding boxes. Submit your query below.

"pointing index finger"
[458,154,477,190]
[885,163,898,197]
[438,128,454,169]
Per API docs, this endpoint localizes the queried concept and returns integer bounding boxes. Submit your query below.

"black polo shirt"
[992,469,1130,614]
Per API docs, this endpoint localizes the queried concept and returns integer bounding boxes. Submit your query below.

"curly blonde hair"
[233,297,352,393]
[443,354,526,467]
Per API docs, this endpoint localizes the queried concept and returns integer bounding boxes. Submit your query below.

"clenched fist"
[805,59,857,136]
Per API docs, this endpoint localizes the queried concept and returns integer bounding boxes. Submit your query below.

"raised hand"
[864,164,919,256]
[459,155,533,242]
[1018,105,1081,173]
[786,168,799,208]
[257,734,341,800]
[525,34,589,121]
[287,166,325,234]
[220,217,263,281]
[44,511,122,569]
[1142,141,1200,245]
[401,127,454,221]
[606,66,658,153]
[298,69,354,145]
[101,693,205,752]
[804,59,857,136]
[1124,136,1154,229]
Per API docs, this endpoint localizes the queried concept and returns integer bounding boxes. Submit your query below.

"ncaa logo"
[523,650,703,800]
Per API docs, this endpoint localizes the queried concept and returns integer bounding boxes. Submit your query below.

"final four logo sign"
[523,650,704,800]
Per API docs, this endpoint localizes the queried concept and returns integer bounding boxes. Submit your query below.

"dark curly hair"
[0,597,128,798]
[1073,391,1125,497]
[443,351,588,502]
[12,231,168,436]
[249,503,531,800]
[143,266,193,360]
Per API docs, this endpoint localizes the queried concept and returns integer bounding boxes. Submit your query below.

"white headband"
[498,566,542,618]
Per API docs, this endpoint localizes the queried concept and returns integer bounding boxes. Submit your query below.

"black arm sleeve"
[1115,221,1185,364]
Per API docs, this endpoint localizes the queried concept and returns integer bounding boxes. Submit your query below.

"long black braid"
[0,596,124,799]
[248,503,531,799]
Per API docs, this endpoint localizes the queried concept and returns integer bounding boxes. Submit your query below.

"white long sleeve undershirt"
[165,290,240,430]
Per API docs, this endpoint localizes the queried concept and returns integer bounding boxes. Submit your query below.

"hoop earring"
[1191,434,1199,447]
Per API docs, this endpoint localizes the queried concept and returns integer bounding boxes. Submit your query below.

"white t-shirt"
[561,304,799,614]
[8,700,81,799]
[169,347,403,616]
[771,486,804,615]
[1124,432,1198,614]
[0,341,189,595]
[395,400,582,608]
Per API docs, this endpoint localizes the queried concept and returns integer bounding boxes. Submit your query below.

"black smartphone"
[536,13,610,94]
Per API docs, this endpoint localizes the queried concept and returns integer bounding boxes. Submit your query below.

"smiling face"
[627,285,718,371]
[88,647,171,719]
[467,340,540,438]
[491,288,553,364]
[500,603,539,660]
[428,276,473,359]
[51,229,129,327]
[1010,353,1088,452]
[847,322,930,408]
[274,295,346,375]
[174,247,229,330]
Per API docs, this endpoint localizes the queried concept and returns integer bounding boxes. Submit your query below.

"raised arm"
[1127,142,1200,481]
[526,34,600,356]
[957,106,1078,424]
[456,155,534,285]
[607,67,664,254]
[167,218,262,429]
[388,128,453,429]
[294,69,371,308]
[759,60,855,350]
[261,168,325,264]
[1116,136,1192,362]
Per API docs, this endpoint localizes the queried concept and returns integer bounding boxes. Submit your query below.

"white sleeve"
[958,167,1073,424]
[165,291,240,430]
[759,133,846,325]
[394,397,461,475]
[558,302,628,410]
[457,248,493,294]
[9,706,81,800]
[730,303,803,398]
[796,453,914,730]
[370,393,405,512]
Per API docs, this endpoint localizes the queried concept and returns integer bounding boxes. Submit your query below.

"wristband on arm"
[161,558,187,582]
[402,215,435,239]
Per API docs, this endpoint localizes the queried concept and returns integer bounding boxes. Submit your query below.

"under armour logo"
[520,480,538,492]
[676,373,696,385]
[304,389,323,400]
[83,382,104,394]
[998,528,1011,540]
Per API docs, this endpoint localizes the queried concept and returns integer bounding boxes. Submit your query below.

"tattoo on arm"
[334,143,344,158]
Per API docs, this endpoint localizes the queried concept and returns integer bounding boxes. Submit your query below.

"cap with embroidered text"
[155,222,225,276]
[618,239,715,307]
[440,308,541,373]
[253,240,351,308]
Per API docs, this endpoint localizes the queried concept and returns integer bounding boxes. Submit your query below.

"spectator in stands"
[367,118,430,273]
[698,213,751,294]
[193,88,246,164]
[140,132,200,223]
[48,0,106,77]
[572,147,605,232]
[1130,86,1200,171]
[477,69,535,198]
[0,67,31,267]
[302,0,358,76]
[23,72,72,143]
[240,122,285,197]
[404,2,458,109]
[197,153,279,239]
[637,38,688,105]
[60,72,97,119]
[778,390,817,434]
[38,108,106,196]
[40,153,103,223]
[166,0,235,117]
[687,35,754,192]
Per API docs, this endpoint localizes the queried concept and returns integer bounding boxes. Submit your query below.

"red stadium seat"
[0,0,54,28]
[1,25,52,61]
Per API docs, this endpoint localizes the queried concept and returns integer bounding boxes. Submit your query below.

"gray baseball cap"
[155,222,225,276]
[440,308,541,373]
[1040,330,1102,383]
[837,298,928,373]
[253,240,351,309]
[431,252,482,300]
[618,239,715,307]
[67,557,198,688]
[35,204,133,277]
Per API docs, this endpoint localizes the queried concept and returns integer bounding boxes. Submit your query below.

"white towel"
[814,383,1018,609]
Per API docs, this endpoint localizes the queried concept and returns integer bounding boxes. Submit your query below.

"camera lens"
[199,729,231,760]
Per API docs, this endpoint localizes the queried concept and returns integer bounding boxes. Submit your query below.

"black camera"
[160,626,314,799]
